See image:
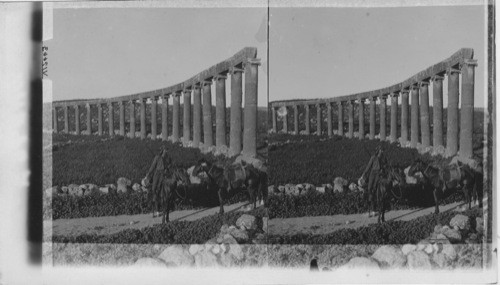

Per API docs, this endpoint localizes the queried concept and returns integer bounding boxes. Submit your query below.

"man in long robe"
[143,148,172,217]
[360,146,388,217]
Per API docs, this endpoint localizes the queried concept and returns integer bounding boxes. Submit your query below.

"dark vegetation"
[268,189,465,219]
[52,187,249,220]
[52,208,266,244]
[268,208,482,244]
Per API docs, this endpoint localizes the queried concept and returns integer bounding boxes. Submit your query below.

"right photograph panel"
[267,3,494,274]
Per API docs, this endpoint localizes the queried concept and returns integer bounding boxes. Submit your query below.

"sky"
[49,7,268,106]
[269,4,487,107]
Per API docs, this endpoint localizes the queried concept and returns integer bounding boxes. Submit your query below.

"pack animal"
[192,159,268,214]
[408,160,482,214]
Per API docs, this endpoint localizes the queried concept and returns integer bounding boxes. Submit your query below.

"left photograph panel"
[42,4,269,267]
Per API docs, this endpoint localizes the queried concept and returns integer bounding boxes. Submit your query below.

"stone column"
[348,100,354,138]
[419,81,430,147]
[63,105,69,133]
[86,103,91,135]
[140,98,146,139]
[369,97,376,140]
[358,99,365,139]
[215,74,227,147]
[446,67,460,156]
[161,95,169,141]
[74,105,80,135]
[294,105,299,135]
[316,103,322,136]
[401,90,409,143]
[193,84,202,147]
[97,103,103,136]
[119,101,125,136]
[282,107,288,133]
[129,100,135,138]
[410,85,420,148]
[108,102,114,136]
[304,105,310,135]
[432,75,444,148]
[337,101,344,136]
[243,58,260,157]
[53,107,58,133]
[327,103,333,137]
[459,59,477,158]
[151,97,157,140]
[390,93,398,142]
[172,92,181,142]
[183,88,192,143]
[202,80,213,147]
[380,96,387,141]
[230,67,243,155]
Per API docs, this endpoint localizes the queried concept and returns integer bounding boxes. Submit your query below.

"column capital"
[230,66,244,74]
[139,97,147,103]
[418,80,430,88]
[97,103,103,109]
[150,96,158,102]
[379,94,388,100]
[193,83,201,90]
[245,58,261,66]
[213,74,228,81]
[390,92,399,98]
[85,103,91,108]
[173,91,183,97]
[202,79,212,86]
[447,67,461,76]
[410,84,419,91]
[315,103,321,107]
[431,74,445,82]
[162,94,170,101]
[462,59,478,67]
[73,104,80,109]
[401,88,410,95]
[337,101,343,106]
[107,101,114,107]
[183,88,192,94]
[293,104,298,110]
[128,99,135,104]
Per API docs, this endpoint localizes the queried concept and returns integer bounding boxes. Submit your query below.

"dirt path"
[46,201,255,239]
[268,202,468,236]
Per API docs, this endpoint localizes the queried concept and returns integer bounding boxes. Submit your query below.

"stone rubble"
[338,212,483,270]
[132,214,268,267]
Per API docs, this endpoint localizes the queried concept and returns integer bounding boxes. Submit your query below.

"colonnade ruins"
[270,48,477,159]
[51,47,261,157]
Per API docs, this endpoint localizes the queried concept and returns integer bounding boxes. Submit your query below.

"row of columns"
[271,60,477,158]
[52,59,261,157]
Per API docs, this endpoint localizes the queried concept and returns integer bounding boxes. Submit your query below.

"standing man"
[142,147,172,217]
[360,146,388,217]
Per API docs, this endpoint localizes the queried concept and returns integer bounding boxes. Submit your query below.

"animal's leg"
[218,188,225,215]
[433,188,441,214]
[248,178,257,209]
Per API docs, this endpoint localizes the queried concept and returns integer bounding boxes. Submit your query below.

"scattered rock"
[117,177,131,193]
[132,183,141,192]
[432,253,448,268]
[284,184,300,196]
[236,214,257,231]
[441,244,457,261]
[407,251,432,270]
[344,257,380,269]
[450,214,470,231]
[157,246,194,267]
[401,244,417,255]
[333,177,348,193]
[371,245,406,268]
[195,249,218,267]
[134,257,167,267]
[67,184,83,196]
[442,228,462,243]
[348,183,358,191]
[189,244,203,255]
